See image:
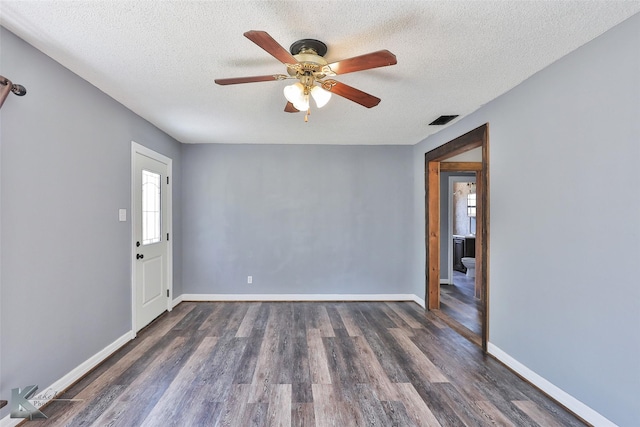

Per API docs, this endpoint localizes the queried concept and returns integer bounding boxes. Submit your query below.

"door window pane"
[142,169,161,245]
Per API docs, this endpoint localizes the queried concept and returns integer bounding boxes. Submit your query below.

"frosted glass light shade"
[310,86,331,108]
[283,82,309,111]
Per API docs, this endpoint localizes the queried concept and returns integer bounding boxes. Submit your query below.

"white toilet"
[461,257,476,278]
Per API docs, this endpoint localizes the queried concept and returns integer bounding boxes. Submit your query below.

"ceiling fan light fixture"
[283,82,309,111]
[310,85,331,108]
[217,31,397,119]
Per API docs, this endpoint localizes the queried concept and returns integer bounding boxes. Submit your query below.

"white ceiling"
[1,1,638,145]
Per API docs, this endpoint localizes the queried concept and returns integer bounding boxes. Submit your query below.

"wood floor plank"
[225,302,253,333]
[311,383,339,426]
[89,335,195,426]
[292,381,313,403]
[139,336,219,426]
[474,400,519,427]
[400,301,452,332]
[198,333,249,402]
[216,384,253,427]
[291,402,315,427]
[385,301,424,329]
[513,400,569,427]
[436,382,505,426]
[395,382,443,427]
[188,401,222,426]
[292,303,308,338]
[325,303,347,331]
[147,301,201,336]
[354,383,398,427]
[308,304,336,337]
[312,383,362,427]
[32,302,585,427]
[291,336,312,385]
[350,308,412,384]
[266,384,292,427]
[236,302,262,337]
[352,335,401,401]
[323,335,369,387]
[379,304,416,335]
[252,334,282,388]
[275,331,295,383]
[232,327,265,384]
[438,272,483,339]
[432,308,482,347]
[388,328,449,383]
[252,304,294,388]
[408,327,490,403]
[247,402,270,426]
[336,304,363,337]
[198,302,234,334]
[174,303,213,331]
[357,302,398,330]
[307,328,332,385]
[380,400,417,427]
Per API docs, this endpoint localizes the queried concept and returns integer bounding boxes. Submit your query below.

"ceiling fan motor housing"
[289,39,327,56]
[287,39,330,78]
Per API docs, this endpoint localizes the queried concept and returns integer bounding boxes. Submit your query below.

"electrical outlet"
[247,276,253,284]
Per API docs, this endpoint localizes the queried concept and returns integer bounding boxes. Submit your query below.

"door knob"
[136,254,144,259]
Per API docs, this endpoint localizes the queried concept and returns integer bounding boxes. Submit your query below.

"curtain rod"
[0,75,27,109]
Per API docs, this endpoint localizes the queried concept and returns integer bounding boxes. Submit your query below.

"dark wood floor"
[30,301,584,426]
[440,271,482,338]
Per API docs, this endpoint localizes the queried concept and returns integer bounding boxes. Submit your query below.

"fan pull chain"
[304,108,310,122]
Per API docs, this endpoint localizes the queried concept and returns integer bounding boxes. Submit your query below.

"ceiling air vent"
[429,115,459,126]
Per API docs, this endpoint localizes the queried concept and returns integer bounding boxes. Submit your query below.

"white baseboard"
[181,293,421,303]
[412,295,426,308]
[172,294,183,308]
[487,343,616,427]
[0,331,133,427]
[440,279,451,285]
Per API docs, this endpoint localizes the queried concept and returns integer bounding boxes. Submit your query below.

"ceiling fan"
[215,31,397,121]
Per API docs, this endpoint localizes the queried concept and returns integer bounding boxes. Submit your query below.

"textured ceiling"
[1,1,638,145]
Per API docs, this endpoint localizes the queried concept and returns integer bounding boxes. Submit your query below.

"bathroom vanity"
[453,235,475,273]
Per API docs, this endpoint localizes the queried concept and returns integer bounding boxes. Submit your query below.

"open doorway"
[424,124,489,350]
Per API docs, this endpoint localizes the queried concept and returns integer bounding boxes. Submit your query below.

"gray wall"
[413,14,640,425]
[0,28,182,417]
[182,143,413,295]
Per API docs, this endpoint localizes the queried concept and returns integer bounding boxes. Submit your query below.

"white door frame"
[131,141,173,336]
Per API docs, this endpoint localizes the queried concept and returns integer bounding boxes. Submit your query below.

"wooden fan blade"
[325,80,381,108]
[284,102,300,113]
[326,50,397,75]
[215,75,285,85]
[244,31,299,65]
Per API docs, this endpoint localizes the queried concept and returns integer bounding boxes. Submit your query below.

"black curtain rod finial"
[0,75,27,109]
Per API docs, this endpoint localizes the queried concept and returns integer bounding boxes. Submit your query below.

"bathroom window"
[467,193,476,217]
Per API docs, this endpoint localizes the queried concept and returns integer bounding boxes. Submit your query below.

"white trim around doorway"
[130,141,173,337]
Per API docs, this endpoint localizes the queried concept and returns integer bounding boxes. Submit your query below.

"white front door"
[132,143,171,332]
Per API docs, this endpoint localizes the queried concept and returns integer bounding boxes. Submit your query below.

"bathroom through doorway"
[424,123,489,350]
